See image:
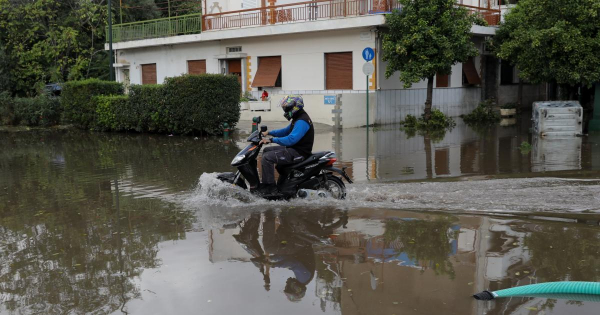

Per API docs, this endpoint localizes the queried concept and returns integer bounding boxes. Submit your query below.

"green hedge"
[61,79,123,129]
[129,85,168,132]
[164,74,241,135]
[96,74,240,135]
[0,93,61,126]
[0,92,14,125]
[95,95,132,131]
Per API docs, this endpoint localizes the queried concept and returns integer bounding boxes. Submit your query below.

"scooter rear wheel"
[320,175,346,200]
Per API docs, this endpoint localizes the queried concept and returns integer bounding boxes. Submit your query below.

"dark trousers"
[261,146,303,185]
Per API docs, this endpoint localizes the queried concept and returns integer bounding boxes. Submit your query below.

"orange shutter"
[188,60,207,74]
[436,73,449,88]
[463,57,481,85]
[141,64,157,85]
[251,56,281,87]
[326,52,353,90]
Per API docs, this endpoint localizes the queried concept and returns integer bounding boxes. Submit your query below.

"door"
[228,59,242,85]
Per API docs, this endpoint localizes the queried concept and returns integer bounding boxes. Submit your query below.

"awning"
[251,56,281,87]
[463,57,481,85]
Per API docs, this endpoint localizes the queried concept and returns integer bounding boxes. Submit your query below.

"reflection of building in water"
[207,209,592,314]
[532,136,582,172]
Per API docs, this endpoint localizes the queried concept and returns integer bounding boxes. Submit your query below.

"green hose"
[474,282,600,301]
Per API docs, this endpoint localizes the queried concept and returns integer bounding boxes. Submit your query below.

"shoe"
[256,184,278,196]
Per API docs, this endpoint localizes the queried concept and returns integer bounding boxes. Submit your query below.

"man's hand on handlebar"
[261,131,269,137]
[259,138,272,145]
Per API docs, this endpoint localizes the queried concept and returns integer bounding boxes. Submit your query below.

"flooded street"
[1,117,600,314]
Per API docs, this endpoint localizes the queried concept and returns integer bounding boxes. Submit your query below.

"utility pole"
[108,0,115,81]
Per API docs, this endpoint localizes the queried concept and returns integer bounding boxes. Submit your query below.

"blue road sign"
[362,47,375,62]
[324,95,336,105]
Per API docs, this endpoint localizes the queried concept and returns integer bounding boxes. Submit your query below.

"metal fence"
[106,13,203,43]
[376,87,481,125]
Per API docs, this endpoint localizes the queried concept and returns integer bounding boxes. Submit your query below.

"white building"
[108,0,538,128]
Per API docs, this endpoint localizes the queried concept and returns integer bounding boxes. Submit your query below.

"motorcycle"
[217,118,352,200]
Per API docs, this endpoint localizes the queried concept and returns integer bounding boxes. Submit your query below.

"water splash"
[184,174,600,219]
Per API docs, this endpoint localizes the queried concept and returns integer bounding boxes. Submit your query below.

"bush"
[129,85,168,132]
[163,74,240,135]
[95,95,132,131]
[13,95,62,126]
[401,109,456,130]
[61,79,123,129]
[0,91,15,125]
[462,99,500,124]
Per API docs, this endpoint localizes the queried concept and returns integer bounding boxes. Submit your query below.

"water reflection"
[208,208,600,315]
[285,115,600,182]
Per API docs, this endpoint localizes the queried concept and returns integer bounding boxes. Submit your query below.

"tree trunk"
[424,75,434,121]
[424,133,433,179]
[517,80,523,110]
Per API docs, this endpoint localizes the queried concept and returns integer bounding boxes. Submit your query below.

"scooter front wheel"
[319,175,346,200]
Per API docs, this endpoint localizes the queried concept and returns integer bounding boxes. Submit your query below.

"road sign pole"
[366,75,369,129]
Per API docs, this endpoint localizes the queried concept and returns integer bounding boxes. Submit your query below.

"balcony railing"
[202,0,501,31]
[203,0,401,31]
[106,1,501,43]
[106,13,203,43]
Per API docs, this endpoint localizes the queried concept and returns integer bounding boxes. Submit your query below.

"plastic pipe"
[474,282,600,301]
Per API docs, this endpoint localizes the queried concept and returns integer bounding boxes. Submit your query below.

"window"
[325,52,353,90]
[141,63,157,85]
[252,56,282,88]
[227,46,242,53]
[436,73,449,88]
[188,60,207,75]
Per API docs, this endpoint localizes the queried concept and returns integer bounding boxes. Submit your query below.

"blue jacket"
[268,121,310,147]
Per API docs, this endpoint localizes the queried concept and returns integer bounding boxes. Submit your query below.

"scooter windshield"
[247,130,260,142]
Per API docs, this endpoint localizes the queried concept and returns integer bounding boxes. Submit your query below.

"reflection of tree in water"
[0,131,197,314]
[383,216,459,279]
[233,209,347,304]
[524,225,600,282]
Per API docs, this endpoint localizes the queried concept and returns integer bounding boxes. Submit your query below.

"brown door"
[228,59,242,86]
[188,60,206,74]
[141,63,157,85]
[325,52,353,90]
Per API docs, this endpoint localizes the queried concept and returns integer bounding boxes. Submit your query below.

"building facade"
[108,0,541,127]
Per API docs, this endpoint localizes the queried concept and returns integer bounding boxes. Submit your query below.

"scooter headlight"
[231,155,245,165]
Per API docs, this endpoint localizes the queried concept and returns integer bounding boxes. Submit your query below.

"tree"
[382,0,482,121]
[0,0,111,96]
[494,0,600,100]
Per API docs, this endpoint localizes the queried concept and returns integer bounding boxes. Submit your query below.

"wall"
[116,42,221,85]
[240,92,376,128]
[376,87,481,125]
[118,28,376,90]
[497,84,547,108]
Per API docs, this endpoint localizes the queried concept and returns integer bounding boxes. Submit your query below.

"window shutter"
[326,52,353,90]
[436,73,449,88]
[141,64,157,85]
[188,60,206,75]
[252,56,282,87]
[463,57,481,85]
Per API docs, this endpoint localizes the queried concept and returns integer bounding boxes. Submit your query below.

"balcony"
[106,0,500,43]
[203,0,501,31]
[106,13,203,43]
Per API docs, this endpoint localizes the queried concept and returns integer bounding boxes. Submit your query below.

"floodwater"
[1,115,599,315]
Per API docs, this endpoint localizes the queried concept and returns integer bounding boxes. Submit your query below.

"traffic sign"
[363,62,374,76]
[362,47,375,62]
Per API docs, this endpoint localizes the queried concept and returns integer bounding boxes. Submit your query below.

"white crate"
[249,101,271,111]
[532,101,583,137]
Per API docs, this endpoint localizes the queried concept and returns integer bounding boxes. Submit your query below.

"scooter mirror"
[260,126,268,132]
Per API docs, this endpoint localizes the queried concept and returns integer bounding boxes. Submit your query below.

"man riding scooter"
[257,95,315,195]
